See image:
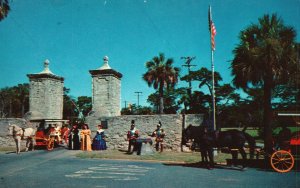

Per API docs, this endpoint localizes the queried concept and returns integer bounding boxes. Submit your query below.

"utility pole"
[181,56,196,98]
[124,100,128,109]
[134,92,142,107]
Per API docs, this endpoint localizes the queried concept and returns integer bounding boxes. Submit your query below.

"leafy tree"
[0,87,14,117]
[0,84,29,118]
[121,107,132,115]
[147,88,183,114]
[187,67,222,97]
[161,88,181,114]
[76,96,92,116]
[147,93,159,113]
[188,91,210,114]
[13,84,29,116]
[231,14,298,153]
[187,67,238,115]
[0,0,10,21]
[176,87,190,113]
[63,87,75,120]
[186,67,222,116]
[273,43,300,111]
[143,53,180,114]
[121,104,153,115]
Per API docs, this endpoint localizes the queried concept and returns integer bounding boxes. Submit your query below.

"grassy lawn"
[0,146,243,164]
[76,149,232,164]
[0,147,16,152]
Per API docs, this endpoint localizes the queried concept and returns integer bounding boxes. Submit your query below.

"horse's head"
[8,125,13,136]
[183,125,191,139]
[182,124,195,144]
[183,125,208,144]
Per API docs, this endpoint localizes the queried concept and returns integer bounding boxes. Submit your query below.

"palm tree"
[231,14,298,153]
[143,53,180,114]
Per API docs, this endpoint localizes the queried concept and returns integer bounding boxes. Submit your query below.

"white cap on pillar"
[99,56,111,70]
[39,59,54,74]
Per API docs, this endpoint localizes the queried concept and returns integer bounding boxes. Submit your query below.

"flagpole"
[209,5,216,131]
[211,48,216,131]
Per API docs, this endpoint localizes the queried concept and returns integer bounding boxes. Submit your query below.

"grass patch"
[0,147,15,152]
[0,146,238,164]
[76,149,232,164]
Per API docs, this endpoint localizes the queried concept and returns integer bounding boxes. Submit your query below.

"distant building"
[89,56,122,117]
[25,59,64,122]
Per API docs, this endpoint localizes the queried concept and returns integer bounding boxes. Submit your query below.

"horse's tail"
[243,132,256,159]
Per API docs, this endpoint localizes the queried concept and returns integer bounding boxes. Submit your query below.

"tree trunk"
[9,98,12,117]
[263,75,273,154]
[21,98,25,117]
[159,85,164,114]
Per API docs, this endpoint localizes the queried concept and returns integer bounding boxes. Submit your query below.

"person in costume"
[80,124,92,151]
[68,124,80,150]
[92,124,107,150]
[61,124,70,146]
[46,124,61,144]
[152,121,166,152]
[277,125,292,150]
[53,124,62,144]
[127,120,139,153]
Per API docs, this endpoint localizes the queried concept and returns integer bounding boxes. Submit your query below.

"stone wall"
[86,114,203,151]
[0,114,203,151]
[0,118,27,147]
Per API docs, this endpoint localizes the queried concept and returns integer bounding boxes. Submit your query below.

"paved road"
[0,149,299,188]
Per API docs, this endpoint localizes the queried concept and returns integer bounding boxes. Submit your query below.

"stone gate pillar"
[26,59,64,120]
[89,56,122,117]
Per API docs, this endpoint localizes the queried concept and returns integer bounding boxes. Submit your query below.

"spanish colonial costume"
[68,125,80,150]
[92,129,107,150]
[80,125,92,151]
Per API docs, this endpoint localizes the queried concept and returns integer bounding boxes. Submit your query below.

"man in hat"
[69,124,80,150]
[127,120,139,153]
[152,121,166,152]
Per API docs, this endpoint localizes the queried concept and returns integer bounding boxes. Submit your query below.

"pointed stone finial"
[39,59,54,74]
[99,56,111,70]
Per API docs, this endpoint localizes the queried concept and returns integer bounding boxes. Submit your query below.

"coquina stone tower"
[89,56,122,117]
[26,59,64,120]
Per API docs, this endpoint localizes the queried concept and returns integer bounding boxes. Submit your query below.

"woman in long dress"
[80,124,92,151]
[92,125,107,150]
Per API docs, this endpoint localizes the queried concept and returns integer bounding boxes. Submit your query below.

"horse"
[183,125,256,169]
[8,124,37,154]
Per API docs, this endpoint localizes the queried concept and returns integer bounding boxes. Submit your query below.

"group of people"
[68,124,107,151]
[127,120,166,154]
[54,119,166,153]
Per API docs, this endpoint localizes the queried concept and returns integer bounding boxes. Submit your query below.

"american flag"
[209,6,217,51]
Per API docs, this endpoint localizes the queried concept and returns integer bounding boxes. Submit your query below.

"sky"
[0,0,300,108]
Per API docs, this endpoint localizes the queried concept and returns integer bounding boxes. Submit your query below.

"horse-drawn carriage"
[35,120,69,151]
[184,112,299,172]
[256,112,300,173]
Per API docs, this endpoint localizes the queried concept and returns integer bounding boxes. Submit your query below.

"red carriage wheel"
[270,150,294,173]
[47,137,55,151]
